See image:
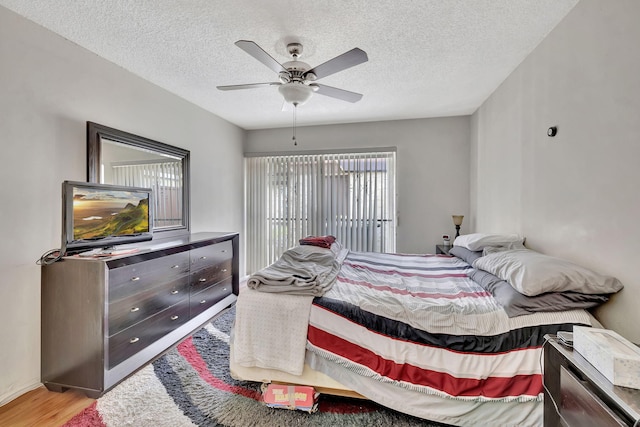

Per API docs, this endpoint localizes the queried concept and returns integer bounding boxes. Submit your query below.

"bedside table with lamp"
[435,215,464,255]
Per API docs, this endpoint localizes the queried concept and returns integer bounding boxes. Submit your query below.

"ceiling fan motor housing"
[283,61,309,75]
[279,61,316,82]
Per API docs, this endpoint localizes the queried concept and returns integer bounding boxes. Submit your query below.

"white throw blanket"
[246,244,348,296]
[232,288,313,375]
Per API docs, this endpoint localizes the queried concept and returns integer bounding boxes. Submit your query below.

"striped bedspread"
[306,251,593,403]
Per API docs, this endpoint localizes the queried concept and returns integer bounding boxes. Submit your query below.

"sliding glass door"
[245,151,396,272]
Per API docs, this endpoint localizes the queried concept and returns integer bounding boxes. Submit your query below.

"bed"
[230,235,622,427]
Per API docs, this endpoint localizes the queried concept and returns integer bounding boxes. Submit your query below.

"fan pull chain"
[292,103,298,146]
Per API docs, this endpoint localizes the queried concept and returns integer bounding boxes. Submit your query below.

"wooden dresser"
[41,232,239,398]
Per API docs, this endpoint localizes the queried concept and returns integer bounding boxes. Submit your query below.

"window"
[245,151,396,272]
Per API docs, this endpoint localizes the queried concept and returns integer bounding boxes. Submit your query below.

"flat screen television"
[62,180,153,254]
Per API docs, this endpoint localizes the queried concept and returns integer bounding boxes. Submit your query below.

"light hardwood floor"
[0,387,94,427]
[1,290,248,427]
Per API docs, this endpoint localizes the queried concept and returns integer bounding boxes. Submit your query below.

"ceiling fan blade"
[305,48,368,80]
[217,82,281,91]
[312,83,363,103]
[235,40,288,74]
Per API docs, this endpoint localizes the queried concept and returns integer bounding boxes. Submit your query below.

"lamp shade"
[452,215,464,226]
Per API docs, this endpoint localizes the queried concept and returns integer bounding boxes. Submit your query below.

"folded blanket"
[232,288,313,375]
[247,244,347,296]
[299,235,336,249]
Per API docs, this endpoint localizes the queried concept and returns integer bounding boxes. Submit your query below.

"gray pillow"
[468,269,610,318]
[448,246,483,265]
[472,248,623,296]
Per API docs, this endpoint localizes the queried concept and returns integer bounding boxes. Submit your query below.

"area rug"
[64,305,446,426]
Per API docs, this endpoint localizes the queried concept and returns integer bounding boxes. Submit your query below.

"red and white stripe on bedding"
[306,251,592,402]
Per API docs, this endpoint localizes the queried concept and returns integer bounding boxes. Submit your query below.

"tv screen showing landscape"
[72,187,150,241]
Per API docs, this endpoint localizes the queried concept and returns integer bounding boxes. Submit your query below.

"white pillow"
[453,233,524,251]
[472,249,623,296]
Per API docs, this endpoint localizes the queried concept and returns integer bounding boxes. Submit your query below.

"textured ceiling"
[1,0,578,130]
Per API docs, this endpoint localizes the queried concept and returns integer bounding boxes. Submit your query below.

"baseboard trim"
[0,381,42,407]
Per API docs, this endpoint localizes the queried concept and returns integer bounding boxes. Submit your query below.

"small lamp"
[452,215,464,238]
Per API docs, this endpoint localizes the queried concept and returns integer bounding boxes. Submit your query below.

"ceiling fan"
[217,40,368,106]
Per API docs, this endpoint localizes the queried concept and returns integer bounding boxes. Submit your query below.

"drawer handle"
[131,276,140,282]
[199,278,207,282]
[129,337,140,344]
[222,268,228,273]
[223,287,228,292]
[170,315,179,321]
[200,256,207,260]
[200,299,207,304]
[130,307,140,313]
[171,290,179,295]
[221,250,227,253]
[171,265,180,269]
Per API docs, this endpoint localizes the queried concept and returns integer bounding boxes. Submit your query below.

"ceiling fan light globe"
[278,82,313,106]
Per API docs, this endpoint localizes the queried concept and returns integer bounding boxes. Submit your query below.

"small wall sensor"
[547,126,558,137]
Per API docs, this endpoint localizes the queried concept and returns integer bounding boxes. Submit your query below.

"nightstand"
[435,244,452,255]
[543,336,640,426]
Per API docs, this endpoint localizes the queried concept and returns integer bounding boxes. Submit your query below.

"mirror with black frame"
[86,122,190,237]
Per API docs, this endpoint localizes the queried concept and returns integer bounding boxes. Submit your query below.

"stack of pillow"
[449,233,623,317]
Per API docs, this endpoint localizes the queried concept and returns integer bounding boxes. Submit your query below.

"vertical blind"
[245,151,396,273]
[111,160,183,229]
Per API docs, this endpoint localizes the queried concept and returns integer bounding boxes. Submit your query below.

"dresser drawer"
[560,365,626,426]
[108,276,189,336]
[190,241,232,271]
[109,252,190,301]
[190,258,232,293]
[190,277,233,318]
[108,300,190,369]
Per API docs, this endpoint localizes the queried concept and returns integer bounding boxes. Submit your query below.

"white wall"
[471,0,640,342]
[245,117,470,254]
[0,6,244,404]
